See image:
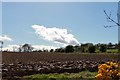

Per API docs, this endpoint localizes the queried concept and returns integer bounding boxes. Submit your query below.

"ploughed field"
[2,52,120,79]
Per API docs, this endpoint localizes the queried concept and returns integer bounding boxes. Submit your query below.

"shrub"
[118,41,120,53]
[95,62,120,80]
[88,45,96,53]
[50,49,54,52]
[65,45,74,53]
[99,44,107,52]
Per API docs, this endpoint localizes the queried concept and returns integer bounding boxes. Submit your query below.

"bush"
[65,45,74,53]
[50,49,54,52]
[99,44,107,52]
[118,41,120,53]
[95,62,120,80]
[88,45,96,53]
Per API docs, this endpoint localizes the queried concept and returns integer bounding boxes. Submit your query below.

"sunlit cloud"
[32,25,79,45]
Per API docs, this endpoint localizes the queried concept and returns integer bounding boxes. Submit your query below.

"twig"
[104,10,120,27]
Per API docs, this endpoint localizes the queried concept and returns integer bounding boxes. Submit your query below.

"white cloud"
[32,45,58,51]
[3,44,58,51]
[32,25,79,45]
[0,35,12,41]
[3,45,19,51]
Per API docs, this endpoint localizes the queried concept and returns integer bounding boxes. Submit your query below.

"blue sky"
[1,0,119,2]
[0,2,2,35]
[118,1,120,42]
[1,2,119,50]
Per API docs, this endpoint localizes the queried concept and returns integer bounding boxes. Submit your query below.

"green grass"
[106,49,118,53]
[95,49,119,53]
[22,71,98,80]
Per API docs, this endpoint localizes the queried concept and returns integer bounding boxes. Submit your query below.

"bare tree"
[104,2,120,52]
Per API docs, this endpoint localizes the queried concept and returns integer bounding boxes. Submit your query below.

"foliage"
[3,42,120,53]
[74,45,81,53]
[118,41,120,53]
[50,49,54,52]
[99,44,107,52]
[21,44,34,52]
[81,47,85,53]
[55,48,64,53]
[88,45,96,53]
[65,45,74,53]
[95,62,120,80]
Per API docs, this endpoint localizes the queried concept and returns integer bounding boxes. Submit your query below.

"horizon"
[0,2,119,51]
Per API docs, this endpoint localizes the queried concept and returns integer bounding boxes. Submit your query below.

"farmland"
[2,52,120,79]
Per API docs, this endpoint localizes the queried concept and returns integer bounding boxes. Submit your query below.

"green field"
[95,49,119,53]
[106,49,119,53]
[22,71,97,80]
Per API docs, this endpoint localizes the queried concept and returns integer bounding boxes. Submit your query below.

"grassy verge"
[22,71,97,80]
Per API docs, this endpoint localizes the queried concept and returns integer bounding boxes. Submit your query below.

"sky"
[0,2,119,51]
[1,0,120,2]
[0,2,2,36]
[118,2,120,42]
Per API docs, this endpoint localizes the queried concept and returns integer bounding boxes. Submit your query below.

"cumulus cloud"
[0,35,12,41]
[32,25,79,45]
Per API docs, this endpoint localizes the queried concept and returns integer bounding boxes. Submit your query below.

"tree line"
[53,42,120,53]
[2,42,120,53]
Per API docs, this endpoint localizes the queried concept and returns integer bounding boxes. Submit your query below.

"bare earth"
[2,52,120,64]
[2,52,120,79]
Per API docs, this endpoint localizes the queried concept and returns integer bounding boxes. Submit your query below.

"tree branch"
[104,10,120,27]
[104,25,118,28]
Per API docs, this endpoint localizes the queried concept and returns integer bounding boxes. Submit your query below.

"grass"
[22,71,98,80]
[106,49,118,53]
[95,49,119,53]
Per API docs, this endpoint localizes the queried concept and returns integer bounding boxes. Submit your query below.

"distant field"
[2,52,120,64]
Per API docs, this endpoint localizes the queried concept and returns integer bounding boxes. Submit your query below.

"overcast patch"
[32,25,79,45]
